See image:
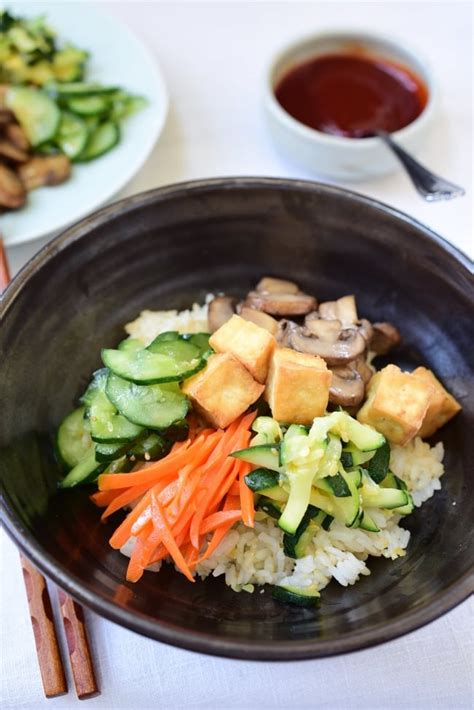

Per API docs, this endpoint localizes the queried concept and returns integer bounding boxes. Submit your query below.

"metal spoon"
[375,130,465,201]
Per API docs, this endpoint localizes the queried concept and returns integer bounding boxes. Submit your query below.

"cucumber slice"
[6,86,60,146]
[163,419,189,442]
[117,338,144,352]
[147,337,201,361]
[95,441,129,462]
[55,111,88,160]
[58,449,105,489]
[50,82,119,97]
[82,369,144,443]
[231,444,281,472]
[102,346,204,385]
[272,584,320,607]
[366,440,391,483]
[78,121,120,161]
[129,432,169,461]
[151,331,180,343]
[186,333,211,351]
[104,455,134,474]
[106,372,189,430]
[56,406,93,469]
[67,95,111,116]
[244,468,279,492]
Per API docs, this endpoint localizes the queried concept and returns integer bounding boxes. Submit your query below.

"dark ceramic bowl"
[1,178,473,660]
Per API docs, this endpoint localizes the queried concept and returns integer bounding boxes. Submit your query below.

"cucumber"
[95,441,129,462]
[244,468,279,492]
[56,406,93,469]
[186,333,211,351]
[164,419,189,442]
[117,338,144,352]
[6,86,60,146]
[82,369,144,443]
[257,497,284,519]
[151,331,180,343]
[66,95,111,116]
[231,444,281,472]
[55,111,88,160]
[272,584,320,607]
[366,440,391,483]
[102,345,204,385]
[147,337,201,361]
[78,121,120,161]
[129,432,169,461]
[104,455,134,474]
[58,449,105,489]
[50,82,119,97]
[106,372,189,430]
[359,511,380,533]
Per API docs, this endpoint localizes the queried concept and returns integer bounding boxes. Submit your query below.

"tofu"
[264,347,332,425]
[412,366,462,438]
[357,364,434,445]
[182,352,264,429]
[209,314,276,384]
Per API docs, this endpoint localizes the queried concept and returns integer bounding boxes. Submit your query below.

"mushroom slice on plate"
[256,276,300,294]
[18,155,71,190]
[357,318,374,344]
[371,322,401,355]
[353,355,374,386]
[208,295,236,332]
[288,321,366,366]
[0,139,28,163]
[244,290,316,316]
[319,294,358,325]
[5,123,30,152]
[0,163,26,209]
[240,307,279,335]
[329,363,365,407]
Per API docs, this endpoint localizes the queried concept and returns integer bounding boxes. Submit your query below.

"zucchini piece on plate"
[366,440,391,483]
[232,444,281,472]
[56,406,94,469]
[283,505,324,559]
[360,473,409,509]
[257,497,284,520]
[106,372,189,430]
[6,86,60,146]
[272,584,320,607]
[244,467,280,492]
[359,511,380,533]
[102,343,205,384]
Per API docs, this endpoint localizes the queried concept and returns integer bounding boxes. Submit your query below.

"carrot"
[90,489,121,507]
[196,494,241,564]
[239,460,255,527]
[125,521,153,582]
[150,491,194,582]
[200,510,242,535]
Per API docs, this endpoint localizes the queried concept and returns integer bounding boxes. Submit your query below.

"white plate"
[2,2,169,246]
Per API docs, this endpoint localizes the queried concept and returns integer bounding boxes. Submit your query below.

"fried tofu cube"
[264,347,332,425]
[182,352,264,429]
[412,366,462,438]
[357,364,434,445]
[209,314,276,383]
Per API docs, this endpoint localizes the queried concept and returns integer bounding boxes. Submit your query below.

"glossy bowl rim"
[2,177,473,660]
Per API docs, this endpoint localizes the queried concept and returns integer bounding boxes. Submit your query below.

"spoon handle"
[377,131,465,201]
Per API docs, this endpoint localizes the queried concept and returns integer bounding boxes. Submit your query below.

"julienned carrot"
[96,412,257,581]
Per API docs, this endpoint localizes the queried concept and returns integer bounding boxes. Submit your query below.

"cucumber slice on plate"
[6,86,60,146]
[78,121,120,162]
[95,441,129,462]
[58,449,105,489]
[66,95,111,116]
[117,338,144,353]
[128,432,169,461]
[272,584,320,607]
[55,111,89,160]
[49,82,119,97]
[56,406,93,469]
[147,337,201,361]
[106,372,189,430]
[102,343,205,384]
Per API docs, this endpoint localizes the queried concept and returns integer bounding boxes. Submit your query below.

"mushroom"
[243,290,316,316]
[256,276,300,294]
[357,318,374,344]
[0,139,28,163]
[240,306,279,335]
[329,364,365,407]
[0,163,26,209]
[319,294,358,325]
[287,322,366,366]
[353,355,374,385]
[0,109,15,125]
[17,155,71,190]
[371,322,401,355]
[208,295,236,332]
[5,124,29,152]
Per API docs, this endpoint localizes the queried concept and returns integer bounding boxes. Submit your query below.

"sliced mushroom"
[0,139,28,163]
[304,315,342,340]
[5,123,29,152]
[357,318,374,344]
[329,364,365,407]
[288,324,366,366]
[0,163,26,209]
[0,109,15,125]
[240,306,279,335]
[17,155,71,190]
[256,276,300,294]
[371,322,401,355]
[275,319,298,346]
[353,356,374,385]
[243,290,316,316]
[208,296,235,332]
[319,295,358,325]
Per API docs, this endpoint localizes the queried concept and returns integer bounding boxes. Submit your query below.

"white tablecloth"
[2,2,473,708]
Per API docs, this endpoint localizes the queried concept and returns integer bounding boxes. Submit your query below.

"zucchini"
[102,345,204,385]
[330,470,360,527]
[272,584,320,607]
[359,511,380,532]
[361,474,409,509]
[279,424,309,467]
[82,369,144,443]
[6,85,60,146]
[231,444,281,472]
[78,121,120,161]
[340,416,385,451]
[340,443,375,470]
[129,432,169,461]
[56,406,94,469]
[278,469,315,534]
[106,372,189,430]
[345,467,362,488]
[251,416,283,446]
[256,485,289,503]
[315,473,351,498]
[283,505,323,559]
[244,468,279,492]
[366,440,391,483]
[381,473,414,514]
[58,449,105,489]
[151,331,180,343]
[55,111,88,160]
[257,497,284,520]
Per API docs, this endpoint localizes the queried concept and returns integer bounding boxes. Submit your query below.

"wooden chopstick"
[1,237,99,700]
[20,556,68,698]
[57,590,99,699]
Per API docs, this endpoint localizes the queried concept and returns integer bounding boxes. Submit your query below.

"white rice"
[120,304,446,595]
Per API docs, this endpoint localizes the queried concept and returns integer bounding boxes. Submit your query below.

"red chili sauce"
[275,52,428,138]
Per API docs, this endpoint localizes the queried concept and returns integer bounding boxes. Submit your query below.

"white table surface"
[2,1,473,708]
